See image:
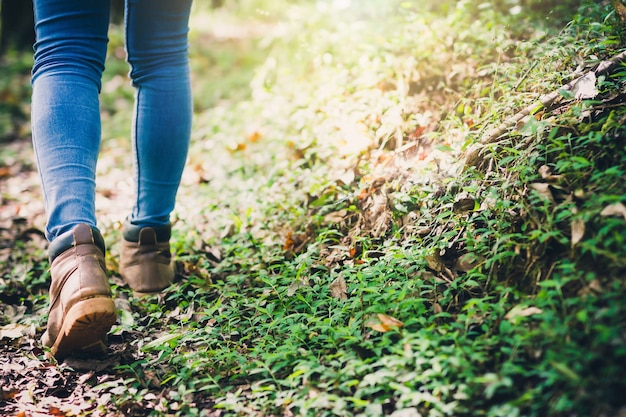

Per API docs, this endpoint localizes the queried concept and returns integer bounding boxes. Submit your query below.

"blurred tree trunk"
[0,0,35,54]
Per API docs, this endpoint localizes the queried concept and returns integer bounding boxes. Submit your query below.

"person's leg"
[31,0,116,359]
[125,0,193,228]
[119,0,192,294]
[31,0,110,242]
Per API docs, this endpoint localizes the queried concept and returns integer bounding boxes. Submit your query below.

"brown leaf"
[578,279,603,296]
[1,388,19,401]
[77,372,95,385]
[1,305,27,322]
[538,165,562,182]
[48,406,67,416]
[0,166,11,179]
[247,130,262,143]
[453,194,476,214]
[416,227,431,236]
[573,72,598,100]
[329,275,347,300]
[505,305,543,321]
[143,370,161,388]
[571,217,585,247]
[0,323,33,340]
[378,313,404,328]
[529,183,554,203]
[453,253,482,272]
[367,323,390,332]
[425,251,444,272]
[600,202,626,221]
[283,231,295,251]
[366,313,404,332]
[357,188,370,200]
[228,142,247,153]
[323,209,348,224]
[288,277,310,296]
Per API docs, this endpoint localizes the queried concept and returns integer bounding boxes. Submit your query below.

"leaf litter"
[2,1,626,416]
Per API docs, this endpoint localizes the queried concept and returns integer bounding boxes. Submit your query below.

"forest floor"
[1,1,626,416]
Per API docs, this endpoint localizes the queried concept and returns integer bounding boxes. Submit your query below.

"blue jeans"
[31,0,193,242]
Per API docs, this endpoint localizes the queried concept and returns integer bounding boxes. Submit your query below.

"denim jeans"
[31,0,193,242]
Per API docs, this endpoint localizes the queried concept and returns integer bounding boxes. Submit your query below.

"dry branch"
[464,49,626,168]
[483,49,626,144]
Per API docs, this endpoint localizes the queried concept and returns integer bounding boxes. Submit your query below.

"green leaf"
[550,361,580,382]
[141,333,182,352]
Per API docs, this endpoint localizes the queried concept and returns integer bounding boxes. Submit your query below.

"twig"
[464,49,626,169]
[482,49,626,145]
[514,61,538,91]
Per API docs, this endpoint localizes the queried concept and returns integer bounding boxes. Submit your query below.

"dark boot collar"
[48,224,106,263]
[122,220,171,243]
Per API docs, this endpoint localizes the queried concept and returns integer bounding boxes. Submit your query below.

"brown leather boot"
[119,222,174,295]
[42,224,117,360]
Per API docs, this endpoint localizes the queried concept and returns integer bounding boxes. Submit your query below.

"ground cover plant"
[1,0,625,416]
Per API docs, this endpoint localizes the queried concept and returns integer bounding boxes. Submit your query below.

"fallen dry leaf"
[573,72,598,100]
[453,194,476,214]
[323,209,348,224]
[378,313,404,328]
[1,387,19,401]
[247,130,262,143]
[571,217,586,247]
[505,305,543,321]
[453,253,482,272]
[0,323,33,340]
[367,323,390,332]
[425,251,444,272]
[357,188,370,200]
[366,313,405,332]
[48,406,67,416]
[600,202,626,221]
[283,231,295,251]
[415,227,432,236]
[578,279,603,296]
[0,166,11,179]
[287,276,310,296]
[329,275,347,300]
[538,165,563,182]
[1,304,27,322]
[529,183,554,203]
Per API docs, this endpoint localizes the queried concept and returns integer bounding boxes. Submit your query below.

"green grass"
[138,1,626,415]
[1,0,625,416]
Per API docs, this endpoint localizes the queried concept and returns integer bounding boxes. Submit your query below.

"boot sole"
[50,297,117,360]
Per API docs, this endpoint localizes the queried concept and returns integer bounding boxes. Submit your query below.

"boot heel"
[51,297,117,360]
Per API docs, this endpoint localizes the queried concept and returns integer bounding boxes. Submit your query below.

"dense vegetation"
[1,1,625,416]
